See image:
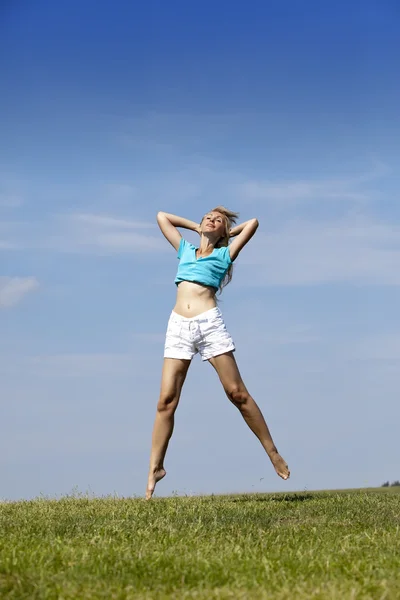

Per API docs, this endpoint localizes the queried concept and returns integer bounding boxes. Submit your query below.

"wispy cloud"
[72,213,157,230]
[237,163,389,206]
[239,180,369,203]
[2,212,165,255]
[237,216,400,286]
[0,159,396,268]
[0,277,39,308]
[55,213,164,254]
[114,113,389,208]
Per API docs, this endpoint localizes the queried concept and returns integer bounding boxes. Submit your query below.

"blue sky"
[1,0,400,500]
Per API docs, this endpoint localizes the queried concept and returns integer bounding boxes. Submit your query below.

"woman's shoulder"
[215,244,232,264]
[179,238,196,250]
[177,237,195,259]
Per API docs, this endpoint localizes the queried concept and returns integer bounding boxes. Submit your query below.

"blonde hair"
[201,206,239,293]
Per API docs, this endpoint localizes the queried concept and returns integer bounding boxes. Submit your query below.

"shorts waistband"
[170,306,221,323]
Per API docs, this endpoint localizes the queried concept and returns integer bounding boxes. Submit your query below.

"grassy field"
[1,488,399,599]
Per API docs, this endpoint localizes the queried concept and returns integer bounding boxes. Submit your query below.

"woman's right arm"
[157,212,201,251]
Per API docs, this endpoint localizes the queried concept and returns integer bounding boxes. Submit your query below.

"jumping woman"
[146,207,290,499]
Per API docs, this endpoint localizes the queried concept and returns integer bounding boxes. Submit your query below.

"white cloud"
[45,213,165,254]
[237,217,400,286]
[0,212,164,255]
[239,180,369,203]
[113,119,390,208]
[237,162,389,205]
[0,277,39,308]
[73,213,157,229]
[0,160,397,271]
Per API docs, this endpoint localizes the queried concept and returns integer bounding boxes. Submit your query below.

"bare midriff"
[173,281,217,317]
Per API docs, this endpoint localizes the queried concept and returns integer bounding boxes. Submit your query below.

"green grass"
[1,488,399,599]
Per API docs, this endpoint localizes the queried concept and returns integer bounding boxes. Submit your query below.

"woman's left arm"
[228,218,259,261]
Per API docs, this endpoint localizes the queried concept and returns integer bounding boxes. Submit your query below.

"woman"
[146,207,290,499]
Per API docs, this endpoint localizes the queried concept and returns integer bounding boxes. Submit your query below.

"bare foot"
[269,451,290,480]
[146,468,166,500]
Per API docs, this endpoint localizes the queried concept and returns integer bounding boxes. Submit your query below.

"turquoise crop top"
[175,238,232,290]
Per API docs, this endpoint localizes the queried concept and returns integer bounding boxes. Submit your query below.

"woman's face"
[201,211,226,238]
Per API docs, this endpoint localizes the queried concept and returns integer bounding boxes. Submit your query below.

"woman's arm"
[228,218,259,261]
[157,211,201,251]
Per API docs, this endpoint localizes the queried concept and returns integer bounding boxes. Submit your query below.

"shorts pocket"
[168,319,182,336]
[199,316,225,339]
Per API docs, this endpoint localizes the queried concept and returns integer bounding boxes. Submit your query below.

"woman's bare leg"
[146,357,191,499]
[209,352,290,480]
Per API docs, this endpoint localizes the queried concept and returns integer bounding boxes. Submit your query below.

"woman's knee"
[157,392,179,414]
[225,385,249,408]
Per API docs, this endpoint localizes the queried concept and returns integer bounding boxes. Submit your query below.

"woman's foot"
[146,468,166,500]
[269,451,290,480]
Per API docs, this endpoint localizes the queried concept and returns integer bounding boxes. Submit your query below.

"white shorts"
[164,307,235,362]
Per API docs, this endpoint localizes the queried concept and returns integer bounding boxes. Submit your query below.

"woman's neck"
[198,236,216,255]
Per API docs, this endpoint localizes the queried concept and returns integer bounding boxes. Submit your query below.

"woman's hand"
[229,220,258,238]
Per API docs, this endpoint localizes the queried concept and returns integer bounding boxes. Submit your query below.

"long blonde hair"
[201,205,239,293]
